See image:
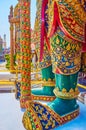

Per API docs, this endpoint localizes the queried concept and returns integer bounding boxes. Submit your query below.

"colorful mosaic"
[50,28,82,75]
[22,1,83,129]
[77,0,86,11]
[54,87,79,99]
[31,94,56,101]
[48,0,86,42]
[22,101,79,130]
[56,0,85,42]
[81,52,86,72]
[39,0,86,75]
[34,0,51,69]
[20,0,31,108]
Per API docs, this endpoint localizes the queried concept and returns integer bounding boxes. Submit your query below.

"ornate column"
[9,6,15,71]
[19,0,31,108]
[10,23,14,71]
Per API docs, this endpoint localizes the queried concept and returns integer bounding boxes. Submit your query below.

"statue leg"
[48,73,79,115]
[32,65,56,101]
[31,41,56,101]
[31,0,56,101]
[22,32,81,130]
[23,73,79,130]
[47,30,80,116]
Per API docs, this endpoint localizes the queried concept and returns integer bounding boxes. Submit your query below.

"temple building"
[0,36,3,54]
[0,35,7,62]
[0,34,7,51]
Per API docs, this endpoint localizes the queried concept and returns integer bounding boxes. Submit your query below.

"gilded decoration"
[31,94,56,101]
[22,101,79,130]
[63,0,86,22]
[47,0,54,37]
[55,0,86,22]
[81,52,86,72]
[53,87,79,99]
[48,0,85,42]
[36,40,51,69]
[10,25,14,31]
[42,78,55,87]
[23,103,42,130]
[34,1,51,69]
[34,0,42,61]
[14,3,20,18]
[50,27,82,75]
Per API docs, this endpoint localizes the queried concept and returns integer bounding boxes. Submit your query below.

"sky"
[0,0,36,48]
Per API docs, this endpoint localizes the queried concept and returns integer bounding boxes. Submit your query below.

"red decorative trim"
[40,0,48,61]
[48,2,59,37]
[31,94,56,101]
[46,105,79,125]
[49,2,84,44]
[23,101,79,130]
[23,103,43,130]
[82,24,86,52]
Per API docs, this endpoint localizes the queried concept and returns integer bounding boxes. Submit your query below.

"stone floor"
[0,93,25,130]
[0,93,86,130]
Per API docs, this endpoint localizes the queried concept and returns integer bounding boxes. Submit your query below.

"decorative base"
[22,101,79,130]
[20,97,32,109]
[31,86,56,101]
[31,94,56,101]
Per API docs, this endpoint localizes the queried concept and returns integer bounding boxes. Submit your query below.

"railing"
[0,70,18,85]
[0,63,42,86]
[0,66,86,90]
[0,62,20,84]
